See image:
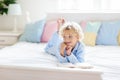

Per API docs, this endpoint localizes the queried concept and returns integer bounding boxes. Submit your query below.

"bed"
[0,42,102,80]
[0,41,120,80]
[85,45,120,80]
[0,13,120,80]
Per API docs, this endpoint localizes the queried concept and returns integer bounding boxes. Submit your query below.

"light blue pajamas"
[45,32,62,56]
[45,32,85,64]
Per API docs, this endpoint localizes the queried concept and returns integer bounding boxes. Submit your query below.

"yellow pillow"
[118,31,120,45]
[83,32,97,46]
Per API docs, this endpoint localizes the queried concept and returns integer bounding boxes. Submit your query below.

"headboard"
[47,13,120,22]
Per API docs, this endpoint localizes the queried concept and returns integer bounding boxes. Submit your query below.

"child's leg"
[57,18,65,31]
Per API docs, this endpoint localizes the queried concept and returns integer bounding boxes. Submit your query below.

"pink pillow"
[41,20,58,42]
[80,21,87,32]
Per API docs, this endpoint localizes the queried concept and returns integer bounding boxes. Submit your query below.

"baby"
[45,19,84,64]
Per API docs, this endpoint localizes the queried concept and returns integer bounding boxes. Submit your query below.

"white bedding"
[0,42,120,80]
[0,42,58,68]
[85,45,120,80]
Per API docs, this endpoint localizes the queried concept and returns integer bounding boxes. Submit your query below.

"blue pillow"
[85,22,101,33]
[96,21,120,45]
[19,19,46,43]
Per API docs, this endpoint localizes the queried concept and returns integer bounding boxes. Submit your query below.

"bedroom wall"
[47,13,120,22]
[0,0,120,31]
[0,0,58,31]
[17,0,58,22]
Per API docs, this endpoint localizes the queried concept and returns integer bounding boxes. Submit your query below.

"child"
[57,22,85,64]
[45,20,84,64]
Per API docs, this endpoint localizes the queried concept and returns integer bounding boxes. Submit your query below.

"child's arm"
[60,42,67,57]
[45,32,62,56]
[66,43,85,64]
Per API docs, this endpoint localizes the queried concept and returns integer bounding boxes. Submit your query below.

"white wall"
[17,0,58,22]
[1,0,120,31]
[0,0,58,31]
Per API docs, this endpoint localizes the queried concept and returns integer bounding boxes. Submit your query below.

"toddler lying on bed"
[45,18,85,64]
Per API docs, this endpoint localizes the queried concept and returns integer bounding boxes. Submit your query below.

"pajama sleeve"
[66,42,85,64]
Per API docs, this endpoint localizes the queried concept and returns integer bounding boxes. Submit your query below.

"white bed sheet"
[84,45,120,80]
[0,42,58,68]
[0,42,120,80]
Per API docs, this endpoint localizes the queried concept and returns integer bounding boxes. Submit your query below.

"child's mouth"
[65,42,71,45]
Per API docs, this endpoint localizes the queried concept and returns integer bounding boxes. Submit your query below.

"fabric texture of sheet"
[0,42,120,80]
[0,42,58,68]
[84,45,120,80]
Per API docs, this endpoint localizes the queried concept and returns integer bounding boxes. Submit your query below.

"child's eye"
[63,36,66,39]
[69,36,73,39]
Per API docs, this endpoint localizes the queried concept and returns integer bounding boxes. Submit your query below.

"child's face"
[62,29,79,47]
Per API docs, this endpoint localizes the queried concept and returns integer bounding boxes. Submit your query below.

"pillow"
[19,19,46,43]
[41,20,58,42]
[84,32,97,46]
[118,31,120,45]
[96,21,120,45]
[85,22,101,33]
[83,21,101,46]
[80,21,87,32]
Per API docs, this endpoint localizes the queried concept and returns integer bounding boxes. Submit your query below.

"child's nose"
[64,37,70,42]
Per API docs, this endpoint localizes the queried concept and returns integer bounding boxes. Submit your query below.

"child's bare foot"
[57,18,65,30]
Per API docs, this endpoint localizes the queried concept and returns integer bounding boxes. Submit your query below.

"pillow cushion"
[83,21,101,46]
[85,22,101,33]
[80,21,87,32]
[96,21,120,45]
[118,31,120,45]
[84,32,96,46]
[19,19,46,43]
[41,20,58,42]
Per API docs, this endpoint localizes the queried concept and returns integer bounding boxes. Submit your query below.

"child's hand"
[66,46,73,56]
[60,42,66,57]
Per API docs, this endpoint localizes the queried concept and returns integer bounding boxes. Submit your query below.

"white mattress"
[0,42,58,68]
[0,42,120,80]
[84,45,120,80]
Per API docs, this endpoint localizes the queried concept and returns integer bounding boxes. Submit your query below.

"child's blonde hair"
[59,22,84,41]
